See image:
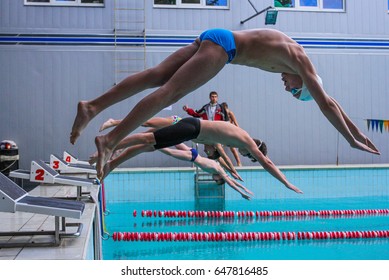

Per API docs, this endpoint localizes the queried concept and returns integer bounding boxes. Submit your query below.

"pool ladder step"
[194,169,225,199]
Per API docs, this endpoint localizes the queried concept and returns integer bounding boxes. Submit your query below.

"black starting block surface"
[19,196,85,213]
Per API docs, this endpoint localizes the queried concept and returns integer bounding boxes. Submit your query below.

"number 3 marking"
[52,161,60,169]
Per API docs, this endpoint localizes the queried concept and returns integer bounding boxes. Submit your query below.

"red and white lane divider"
[133,209,389,219]
[112,230,389,242]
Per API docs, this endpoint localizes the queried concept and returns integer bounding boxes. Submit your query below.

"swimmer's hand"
[231,171,244,182]
[350,139,380,155]
[286,183,303,194]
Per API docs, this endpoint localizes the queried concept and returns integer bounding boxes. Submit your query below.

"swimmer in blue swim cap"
[69,28,379,178]
[283,73,323,102]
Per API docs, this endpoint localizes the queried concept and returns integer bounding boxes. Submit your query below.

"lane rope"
[112,230,389,242]
[133,209,389,219]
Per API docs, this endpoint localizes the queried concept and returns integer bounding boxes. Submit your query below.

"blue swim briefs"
[199,28,236,64]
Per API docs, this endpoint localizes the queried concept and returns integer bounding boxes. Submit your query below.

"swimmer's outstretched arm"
[217,156,243,181]
[159,147,193,161]
[194,156,253,200]
[216,170,253,200]
[248,146,303,194]
[159,147,253,200]
[214,143,243,181]
[328,96,379,152]
[296,64,379,155]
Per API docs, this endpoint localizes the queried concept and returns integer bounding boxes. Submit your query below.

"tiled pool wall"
[104,165,389,203]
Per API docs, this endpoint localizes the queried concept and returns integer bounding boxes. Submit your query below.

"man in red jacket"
[183,91,236,171]
[183,91,227,121]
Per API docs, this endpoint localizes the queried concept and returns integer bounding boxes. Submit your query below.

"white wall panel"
[0,0,388,168]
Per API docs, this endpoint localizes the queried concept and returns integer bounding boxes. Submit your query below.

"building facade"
[1,0,388,168]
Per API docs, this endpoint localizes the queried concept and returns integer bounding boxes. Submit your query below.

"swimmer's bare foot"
[99,118,118,132]
[70,101,96,145]
[89,151,98,165]
[89,148,123,166]
[101,161,113,181]
[95,135,114,180]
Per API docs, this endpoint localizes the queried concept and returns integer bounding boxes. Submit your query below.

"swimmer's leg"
[70,41,200,144]
[101,144,155,180]
[95,41,228,176]
[141,117,174,130]
[96,131,155,178]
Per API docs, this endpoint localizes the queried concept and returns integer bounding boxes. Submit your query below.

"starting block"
[63,151,92,166]
[9,160,99,201]
[0,172,85,248]
[50,154,97,176]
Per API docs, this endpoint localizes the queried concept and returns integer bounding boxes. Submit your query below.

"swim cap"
[298,74,323,101]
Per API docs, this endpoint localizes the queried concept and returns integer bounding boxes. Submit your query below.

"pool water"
[102,196,389,260]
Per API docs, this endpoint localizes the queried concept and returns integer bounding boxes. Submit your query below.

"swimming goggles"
[243,141,263,163]
[244,153,257,162]
[291,87,302,96]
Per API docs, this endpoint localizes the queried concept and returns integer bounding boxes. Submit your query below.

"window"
[274,0,344,11]
[154,0,229,9]
[25,0,104,6]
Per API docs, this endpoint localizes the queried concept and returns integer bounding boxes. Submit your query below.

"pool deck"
[0,182,99,260]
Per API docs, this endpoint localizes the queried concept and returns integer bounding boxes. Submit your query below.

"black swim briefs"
[153,117,201,150]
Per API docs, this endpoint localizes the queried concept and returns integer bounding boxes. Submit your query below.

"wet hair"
[253,138,267,156]
[221,102,228,109]
[204,145,221,160]
[207,150,221,160]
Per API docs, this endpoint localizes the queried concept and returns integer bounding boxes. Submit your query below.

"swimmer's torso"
[195,120,251,148]
[231,29,304,74]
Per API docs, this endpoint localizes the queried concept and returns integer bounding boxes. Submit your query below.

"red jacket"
[185,103,228,121]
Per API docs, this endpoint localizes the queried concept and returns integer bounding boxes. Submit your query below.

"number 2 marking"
[34,169,45,181]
